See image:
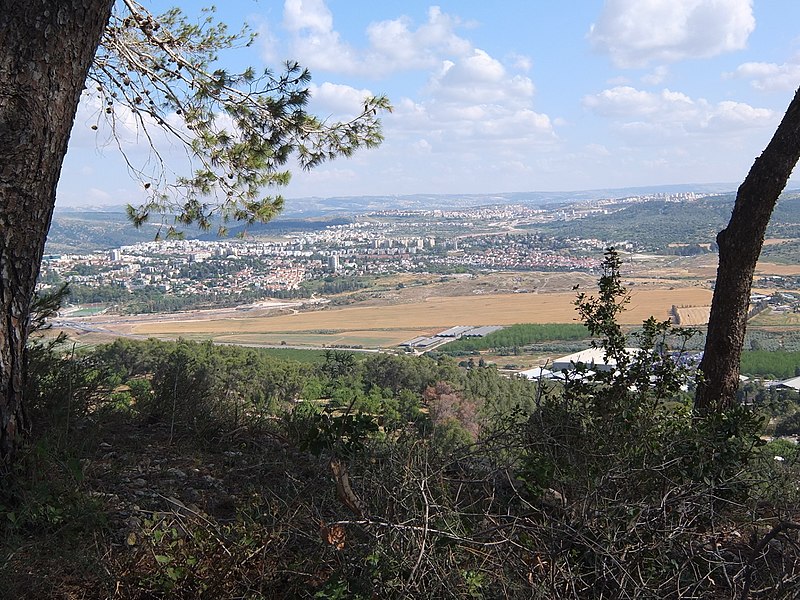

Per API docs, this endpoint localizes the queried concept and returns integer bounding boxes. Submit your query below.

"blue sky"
[57,0,800,206]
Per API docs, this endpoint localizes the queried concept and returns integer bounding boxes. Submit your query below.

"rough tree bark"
[696,86,800,414]
[0,1,113,464]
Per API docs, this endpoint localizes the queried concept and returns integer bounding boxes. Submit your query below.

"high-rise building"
[328,254,340,272]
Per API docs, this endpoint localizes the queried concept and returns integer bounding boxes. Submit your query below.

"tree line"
[440,323,589,354]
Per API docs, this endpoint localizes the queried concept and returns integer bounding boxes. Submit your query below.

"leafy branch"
[87,1,391,236]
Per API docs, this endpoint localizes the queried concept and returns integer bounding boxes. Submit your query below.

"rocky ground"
[1,417,342,599]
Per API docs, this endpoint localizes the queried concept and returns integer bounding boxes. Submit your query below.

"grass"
[66,305,109,316]
[215,329,426,348]
[441,323,590,354]
[741,349,800,378]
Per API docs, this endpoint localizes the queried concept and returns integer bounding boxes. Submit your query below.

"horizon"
[56,182,764,214]
[55,181,747,212]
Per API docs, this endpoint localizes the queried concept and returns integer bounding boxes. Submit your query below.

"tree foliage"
[89,0,390,234]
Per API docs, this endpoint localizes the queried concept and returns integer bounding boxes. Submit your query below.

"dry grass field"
[624,254,800,281]
[124,288,714,345]
[755,262,800,276]
[763,238,798,246]
[749,309,800,326]
[674,306,712,326]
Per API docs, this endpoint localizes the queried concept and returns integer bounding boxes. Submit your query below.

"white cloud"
[584,86,671,118]
[365,6,472,72]
[641,66,669,86]
[283,0,333,32]
[412,139,433,154]
[584,85,775,138]
[282,1,471,76]
[308,82,375,117]
[88,187,113,203]
[586,143,611,157]
[509,53,533,72]
[377,46,555,156]
[606,75,631,86]
[589,0,755,68]
[428,50,535,106]
[278,0,557,166]
[296,166,358,185]
[282,0,358,72]
[702,100,774,130]
[729,58,800,91]
[256,21,279,64]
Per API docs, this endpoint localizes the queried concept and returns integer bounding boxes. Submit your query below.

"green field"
[67,304,109,316]
[215,331,406,348]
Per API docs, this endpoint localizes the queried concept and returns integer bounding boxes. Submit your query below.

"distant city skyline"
[57,0,800,207]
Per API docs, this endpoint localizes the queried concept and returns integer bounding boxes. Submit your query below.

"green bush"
[775,411,800,436]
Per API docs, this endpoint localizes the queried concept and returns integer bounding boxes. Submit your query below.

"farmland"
[48,195,800,354]
[94,287,714,348]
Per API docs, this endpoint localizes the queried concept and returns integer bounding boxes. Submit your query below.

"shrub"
[775,411,800,436]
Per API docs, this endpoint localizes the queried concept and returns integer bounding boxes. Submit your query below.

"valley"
[43,189,800,364]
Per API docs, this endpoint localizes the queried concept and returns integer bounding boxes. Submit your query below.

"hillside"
[5,272,800,598]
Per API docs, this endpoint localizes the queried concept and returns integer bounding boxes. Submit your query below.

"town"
[40,196,681,312]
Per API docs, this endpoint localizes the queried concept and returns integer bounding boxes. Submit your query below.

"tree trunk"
[0,1,113,465]
[695,87,800,414]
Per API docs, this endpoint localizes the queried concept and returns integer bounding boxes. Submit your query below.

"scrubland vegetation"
[2,255,800,599]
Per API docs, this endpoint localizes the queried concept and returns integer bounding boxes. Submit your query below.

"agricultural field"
[749,309,800,327]
[99,287,714,347]
[673,305,712,326]
[755,262,800,276]
[62,249,800,353]
[214,329,424,349]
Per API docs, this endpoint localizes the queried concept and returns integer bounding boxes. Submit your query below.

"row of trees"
[88,339,542,445]
[440,323,589,354]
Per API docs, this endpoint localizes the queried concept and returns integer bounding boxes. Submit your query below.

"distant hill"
[534,195,736,249]
[44,210,354,254]
[45,211,167,254]
[273,183,739,216]
[525,191,800,250]
[49,185,800,254]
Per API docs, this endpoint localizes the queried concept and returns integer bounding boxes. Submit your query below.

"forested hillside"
[528,192,800,252]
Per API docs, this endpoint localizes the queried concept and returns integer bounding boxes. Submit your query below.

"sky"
[56,0,800,207]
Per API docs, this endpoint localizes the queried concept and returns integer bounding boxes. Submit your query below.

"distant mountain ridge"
[281,183,740,216]
[55,182,741,218]
[50,183,784,254]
